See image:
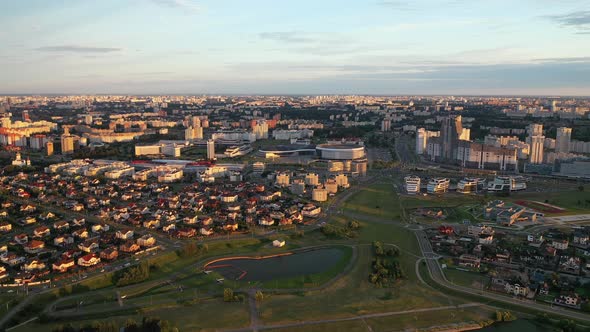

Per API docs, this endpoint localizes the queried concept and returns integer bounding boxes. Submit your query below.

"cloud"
[545,10,590,34]
[150,0,201,14]
[375,1,415,11]
[35,45,122,53]
[259,32,313,44]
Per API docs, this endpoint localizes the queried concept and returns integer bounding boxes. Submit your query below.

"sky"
[1,0,590,95]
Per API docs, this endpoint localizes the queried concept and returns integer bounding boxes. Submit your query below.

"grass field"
[506,190,590,215]
[13,298,250,332]
[257,215,455,326]
[443,268,488,288]
[343,182,403,219]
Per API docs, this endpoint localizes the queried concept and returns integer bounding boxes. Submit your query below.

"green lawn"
[400,193,483,210]
[506,190,590,215]
[264,320,369,332]
[343,182,403,219]
[257,229,452,326]
[12,298,250,332]
[443,268,488,288]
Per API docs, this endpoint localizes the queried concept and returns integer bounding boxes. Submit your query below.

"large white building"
[316,144,365,160]
[272,129,313,140]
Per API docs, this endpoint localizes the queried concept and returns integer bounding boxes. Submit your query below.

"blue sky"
[1,0,589,95]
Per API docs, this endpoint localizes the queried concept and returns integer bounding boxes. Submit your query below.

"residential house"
[552,239,569,250]
[33,226,50,238]
[301,204,321,218]
[0,222,12,233]
[200,227,214,236]
[137,235,156,247]
[119,241,140,253]
[23,259,46,272]
[177,228,196,238]
[78,253,101,267]
[78,239,99,253]
[116,230,134,240]
[100,248,119,260]
[554,293,582,309]
[52,259,76,273]
[53,235,74,247]
[72,228,89,239]
[23,240,45,254]
[53,220,70,231]
[91,223,110,233]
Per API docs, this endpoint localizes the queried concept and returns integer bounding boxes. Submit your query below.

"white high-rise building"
[253,120,268,140]
[61,135,75,155]
[528,123,543,137]
[529,135,545,164]
[185,126,203,141]
[556,127,572,154]
[416,128,440,155]
[207,139,215,160]
[527,124,544,164]
[381,118,391,132]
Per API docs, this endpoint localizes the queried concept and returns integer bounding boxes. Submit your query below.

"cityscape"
[1,1,590,332]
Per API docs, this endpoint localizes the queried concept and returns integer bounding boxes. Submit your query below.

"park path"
[222,303,482,332]
[247,289,259,332]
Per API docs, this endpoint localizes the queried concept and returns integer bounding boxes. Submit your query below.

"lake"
[205,247,346,281]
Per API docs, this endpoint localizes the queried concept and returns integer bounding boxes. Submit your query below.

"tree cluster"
[178,242,209,258]
[368,242,404,287]
[223,288,245,302]
[494,310,516,322]
[52,317,178,332]
[320,220,361,239]
[115,261,150,287]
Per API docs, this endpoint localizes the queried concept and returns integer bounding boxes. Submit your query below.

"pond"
[205,247,346,282]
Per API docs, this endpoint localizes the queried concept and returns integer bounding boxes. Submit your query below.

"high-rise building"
[46,141,54,156]
[529,136,545,164]
[252,120,268,140]
[61,135,75,154]
[440,116,463,160]
[22,110,30,122]
[527,123,544,164]
[528,123,543,137]
[556,127,572,154]
[185,126,203,141]
[416,128,440,155]
[381,118,391,132]
[1,116,11,128]
[206,139,215,160]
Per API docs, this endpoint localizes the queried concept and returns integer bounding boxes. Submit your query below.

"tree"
[223,288,234,302]
[578,185,585,192]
